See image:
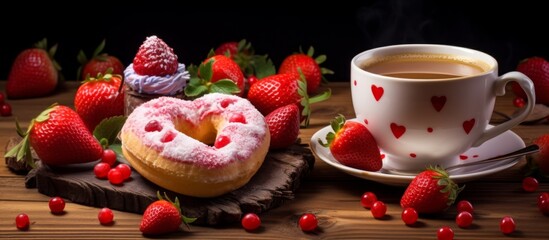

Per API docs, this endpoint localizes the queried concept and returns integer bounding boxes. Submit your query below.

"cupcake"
[123,35,189,115]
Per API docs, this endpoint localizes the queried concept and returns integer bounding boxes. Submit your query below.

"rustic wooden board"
[5,137,315,226]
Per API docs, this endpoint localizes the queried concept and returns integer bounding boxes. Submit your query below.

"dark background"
[0,1,547,82]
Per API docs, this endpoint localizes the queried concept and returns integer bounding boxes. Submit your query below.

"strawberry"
[74,69,124,131]
[140,192,196,235]
[77,39,124,80]
[132,35,178,76]
[265,104,300,149]
[4,104,103,166]
[318,115,382,171]
[278,46,334,94]
[184,55,244,98]
[6,38,61,99]
[214,41,239,58]
[214,39,276,79]
[247,73,331,127]
[400,166,464,214]
[512,57,549,105]
[530,134,549,176]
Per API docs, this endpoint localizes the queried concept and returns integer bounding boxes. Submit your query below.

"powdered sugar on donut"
[122,93,268,168]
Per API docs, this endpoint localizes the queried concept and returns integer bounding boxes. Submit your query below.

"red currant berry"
[437,226,454,240]
[49,196,66,214]
[522,177,539,192]
[15,213,30,230]
[241,213,261,231]
[401,207,418,225]
[115,164,132,180]
[456,200,474,214]
[538,199,549,215]
[500,216,515,234]
[371,201,387,219]
[160,131,176,143]
[0,92,5,104]
[94,162,111,179]
[538,192,549,207]
[215,135,231,148]
[144,120,162,132]
[98,208,114,225]
[298,213,318,232]
[229,113,247,124]
[360,192,378,209]
[513,97,526,108]
[108,168,124,185]
[456,211,473,228]
[248,75,259,86]
[101,149,117,166]
[1,103,12,117]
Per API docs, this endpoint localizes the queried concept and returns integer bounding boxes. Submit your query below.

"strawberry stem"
[318,114,346,148]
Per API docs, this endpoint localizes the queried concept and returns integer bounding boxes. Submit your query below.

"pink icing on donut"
[121,93,268,169]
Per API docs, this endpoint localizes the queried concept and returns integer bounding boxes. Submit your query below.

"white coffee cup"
[350,44,535,172]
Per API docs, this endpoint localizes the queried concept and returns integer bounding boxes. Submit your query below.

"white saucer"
[309,119,525,186]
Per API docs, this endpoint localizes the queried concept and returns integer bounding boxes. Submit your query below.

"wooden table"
[1,82,548,239]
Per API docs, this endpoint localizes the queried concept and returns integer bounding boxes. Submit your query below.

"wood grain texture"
[1,82,548,239]
[15,143,314,226]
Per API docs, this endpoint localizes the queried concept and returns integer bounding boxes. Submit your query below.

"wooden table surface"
[1,81,548,239]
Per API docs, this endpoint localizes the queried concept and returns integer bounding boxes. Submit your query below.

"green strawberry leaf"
[48,44,58,58]
[307,46,315,57]
[187,64,198,78]
[109,143,122,156]
[237,39,247,52]
[210,79,240,94]
[321,67,334,75]
[199,60,214,82]
[188,76,201,86]
[93,116,127,148]
[184,84,208,98]
[207,49,216,59]
[93,39,106,58]
[77,50,88,65]
[35,38,46,49]
[315,55,327,64]
[252,55,276,79]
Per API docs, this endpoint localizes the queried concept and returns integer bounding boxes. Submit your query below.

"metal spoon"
[384,144,539,176]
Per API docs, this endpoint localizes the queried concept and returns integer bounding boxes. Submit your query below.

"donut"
[120,93,270,198]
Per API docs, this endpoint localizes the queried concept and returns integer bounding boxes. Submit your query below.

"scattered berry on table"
[49,196,65,214]
[522,177,539,192]
[298,213,318,232]
[101,149,117,166]
[437,226,454,240]
[98,208,114,225]
[360,192,378,209]
[107,168,124,185]
[456,200,474,214]
[371,201,387,219]
[94,162,111,179]
[401,207,418,225]
[513,96,526,108]
[500,216,516,234]
[115,164,132,180]
[15,213,30,230]
[1,103,12,116]
[241,213,261,231]
[538,193,549,214]
[456,211,473,228]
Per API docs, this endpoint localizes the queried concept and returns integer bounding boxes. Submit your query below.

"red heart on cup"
[371,85,384,101]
